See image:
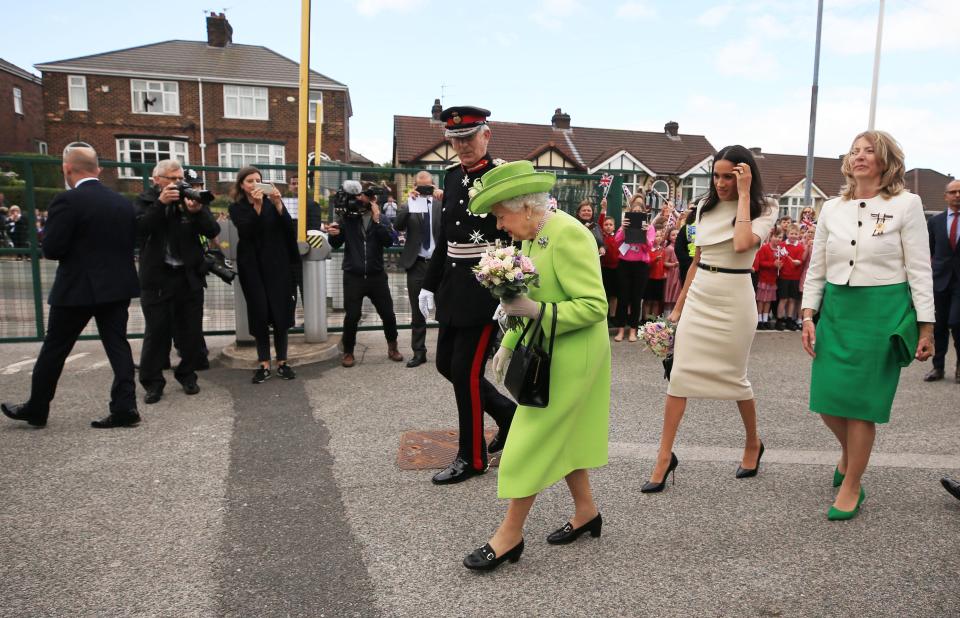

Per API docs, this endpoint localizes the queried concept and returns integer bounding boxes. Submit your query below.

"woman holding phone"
[228,166,300,384]
[643,145,776,493]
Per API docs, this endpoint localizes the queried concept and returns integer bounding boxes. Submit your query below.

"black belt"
[415,256,430,262]
[698,262,752,274]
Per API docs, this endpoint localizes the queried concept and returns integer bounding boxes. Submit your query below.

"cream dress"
[667,200,776,400]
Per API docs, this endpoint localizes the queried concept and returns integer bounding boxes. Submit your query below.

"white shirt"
[801,191,934,322]
[74,176,97,188]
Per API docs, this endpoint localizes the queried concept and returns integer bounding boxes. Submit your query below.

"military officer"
[419,106,517,485]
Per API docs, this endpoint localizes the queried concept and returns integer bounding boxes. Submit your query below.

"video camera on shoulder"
[332,181,389,219]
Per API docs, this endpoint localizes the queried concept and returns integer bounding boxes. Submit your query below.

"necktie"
[950,211,958,251]
[420,200,432,252]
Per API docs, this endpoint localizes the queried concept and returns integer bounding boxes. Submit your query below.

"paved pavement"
[0,330,958,617]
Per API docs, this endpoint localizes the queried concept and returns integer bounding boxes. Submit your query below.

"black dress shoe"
[924,368,945,382]
[488,426,510,453]
[942,477,960,501]
[546,513,602,545]
[463,539,524,571]
[641,452,679,493]
[1,402,47,427]
[91,410,141,429]
[431,457,487,485]
[736,442,765,479]
[405,353,427,368]
[182,380,200,395]
[144,388,163,404]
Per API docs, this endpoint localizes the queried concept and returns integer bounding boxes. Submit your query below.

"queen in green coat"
[460,161,611,572]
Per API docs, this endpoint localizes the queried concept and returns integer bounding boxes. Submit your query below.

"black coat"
[229,196,299,333]
[135,186,221,292]
[43,179,140,307]
[328,212,393,276]
[928,209,960,293]
[421,155,513,326]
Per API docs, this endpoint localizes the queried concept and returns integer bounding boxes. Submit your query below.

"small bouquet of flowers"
[473,242,540,331]
[639,317,677,379]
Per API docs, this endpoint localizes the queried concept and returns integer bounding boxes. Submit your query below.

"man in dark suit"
[924,179,960,383]
[394,170,443,368]
[2,147,142,428]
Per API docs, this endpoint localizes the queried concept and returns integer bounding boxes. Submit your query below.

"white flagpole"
[868,0,885,130]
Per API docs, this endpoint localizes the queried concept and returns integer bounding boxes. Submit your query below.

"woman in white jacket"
[800,130,934,521]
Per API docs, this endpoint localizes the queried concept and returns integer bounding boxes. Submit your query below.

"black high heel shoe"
[735,442,765,479]
[641,452,678,493]
[546,513,602,545]
[463,539,524,571]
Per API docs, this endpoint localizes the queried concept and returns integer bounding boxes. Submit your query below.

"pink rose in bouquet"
[473,242,540,330]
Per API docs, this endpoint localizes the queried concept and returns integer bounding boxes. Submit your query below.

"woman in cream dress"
[643,145,776,493]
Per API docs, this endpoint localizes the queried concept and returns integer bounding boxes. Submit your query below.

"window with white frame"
[620,173,646,200]
[68,75,87,111]
[13,87,23,114]
[308,91,323,123]
[681,175,710,205]
[37,141,48,155]
[218,142,286,182]
[223,85,268,120]
[778,196,807,221]
[649,179,671,208]
[116,138,188,178]
[131,79,179,114]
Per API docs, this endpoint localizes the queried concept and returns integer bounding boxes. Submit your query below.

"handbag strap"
[545,302,558,356]
[516,301,546,343]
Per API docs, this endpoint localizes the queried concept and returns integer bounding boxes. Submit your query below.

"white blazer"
[801,191,934,322]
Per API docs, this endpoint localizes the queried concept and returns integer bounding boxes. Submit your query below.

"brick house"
[904,168,955,216]
[34,13,351,190]
[747,148,846,219]
[0,59,46,154]
[394,101,716,210]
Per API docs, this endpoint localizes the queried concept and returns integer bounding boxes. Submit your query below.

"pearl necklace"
[533,211,552,240]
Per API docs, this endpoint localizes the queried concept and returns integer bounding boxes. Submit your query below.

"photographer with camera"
[328,181,403,367]
[135,159,220,404]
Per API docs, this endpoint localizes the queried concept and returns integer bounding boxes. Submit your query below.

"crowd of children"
[582,194,816,338]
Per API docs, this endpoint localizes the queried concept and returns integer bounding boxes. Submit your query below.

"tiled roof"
[751,151,846,198]
[35,40,346,91]
[0,58,41,84]
[905,168,955,212]
[394,115,715,175]
[350,149,374,165]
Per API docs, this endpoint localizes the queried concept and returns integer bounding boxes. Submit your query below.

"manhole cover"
[398,429,501,470]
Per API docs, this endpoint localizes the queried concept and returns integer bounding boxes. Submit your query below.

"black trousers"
[28,300,136,415]
[615,260,650,328]
[406,259,429,355]
[932,282,960,370]
[436,322,516,472]
[139,270,204,391]
[341,271,399,353]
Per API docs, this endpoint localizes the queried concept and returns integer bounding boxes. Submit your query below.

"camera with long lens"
[201,248,235,284]
[173,181,215,205]
[332,180,369,218]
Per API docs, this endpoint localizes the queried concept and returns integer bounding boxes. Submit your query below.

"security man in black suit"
[2,146,142,429]
[135,160,220,404]
[925,178,960,383]
[395,170,443,367]
[419,106,517,484]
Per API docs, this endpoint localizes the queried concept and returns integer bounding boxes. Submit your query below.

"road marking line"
[85,360,110,371]
[64,353,88,364]
[1,358,37,375]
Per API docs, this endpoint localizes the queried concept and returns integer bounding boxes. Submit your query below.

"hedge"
[0,153,65,188]
[1,186,140,214]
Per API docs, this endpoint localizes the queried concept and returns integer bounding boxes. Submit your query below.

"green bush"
[1,186,141,215]
[0,153,64,188]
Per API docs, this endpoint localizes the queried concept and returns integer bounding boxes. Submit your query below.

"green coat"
[499,211,611,498]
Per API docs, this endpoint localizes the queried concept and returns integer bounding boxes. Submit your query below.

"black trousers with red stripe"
[435,322,516,472]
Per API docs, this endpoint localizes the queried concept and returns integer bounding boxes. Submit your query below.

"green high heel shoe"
[832,466,845,488]
[827,487,865,521]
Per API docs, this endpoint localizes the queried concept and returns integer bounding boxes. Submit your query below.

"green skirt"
[809,282,918,424]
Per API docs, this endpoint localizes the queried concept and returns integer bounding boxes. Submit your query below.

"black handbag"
[504,302,557,408]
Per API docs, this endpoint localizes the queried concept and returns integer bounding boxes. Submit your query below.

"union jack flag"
[599,173,614,199]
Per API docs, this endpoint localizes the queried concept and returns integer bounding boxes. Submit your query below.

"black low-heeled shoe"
[641,452,679,493]
[547,513,602,545]
[463,539,524,571]
[735,442,765,479]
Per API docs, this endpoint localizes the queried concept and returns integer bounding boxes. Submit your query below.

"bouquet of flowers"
[473,242,540,331]
[639,317,677,380]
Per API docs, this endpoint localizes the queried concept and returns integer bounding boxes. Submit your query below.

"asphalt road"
[0,331,958,617]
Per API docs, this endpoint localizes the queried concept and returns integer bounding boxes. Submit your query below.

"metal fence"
[0,155,611,343]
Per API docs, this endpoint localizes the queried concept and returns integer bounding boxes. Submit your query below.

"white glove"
[500,295,540,319]
[418,289,435,318]
[492,346,513,383]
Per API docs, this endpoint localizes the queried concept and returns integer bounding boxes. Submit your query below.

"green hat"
[467,160,557,215]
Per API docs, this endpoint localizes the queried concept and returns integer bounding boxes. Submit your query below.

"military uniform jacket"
[422,155,513,326]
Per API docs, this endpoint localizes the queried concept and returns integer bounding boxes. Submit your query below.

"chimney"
[206,12,233,48]
[664,121,680,139]
[551,108,571,130]
[749,146,763,157]
[431,98,442,122]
